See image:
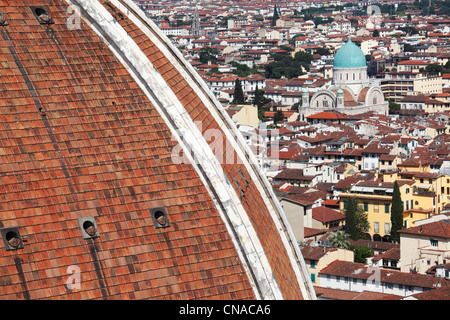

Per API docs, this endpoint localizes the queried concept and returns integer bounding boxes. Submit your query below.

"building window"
[374,203,379,213]
[374,222,379,233]
[363,202,369,211]
[384,204,390,213]
[431,239,438,248]
[384,223,390,234]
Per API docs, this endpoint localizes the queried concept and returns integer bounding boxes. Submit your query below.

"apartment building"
[379,71,442,102]
[319,260,449,298]
[301,246,354,286]
[399,220,450,274]
[339,179,415,241]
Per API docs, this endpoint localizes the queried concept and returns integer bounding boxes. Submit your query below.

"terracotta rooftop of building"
[399,220,450,239]
[320,260,450,289]
[314,286,403,300]
[312,206,345,223]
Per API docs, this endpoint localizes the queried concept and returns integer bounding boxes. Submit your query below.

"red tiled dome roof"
[0,0,314,300]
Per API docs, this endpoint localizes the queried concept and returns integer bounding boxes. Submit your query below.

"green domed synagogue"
[299,39,389,120]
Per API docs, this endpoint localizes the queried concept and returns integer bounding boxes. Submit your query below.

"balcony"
[414,189,435,197]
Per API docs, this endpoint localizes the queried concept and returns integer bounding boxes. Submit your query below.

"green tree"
[444,60,450,71]
[390,181,403,243]
[329,230,351,249]
[232,78,245,104]
[273,108,284,124]
[258,107,268,122]
[264,50,313,79]
[312,16,334,27]
[425,63,444,76]
[271,5,280,26]
[389,100,401,112]
[403,43,417,53]
[352,245,374,263]
[399,26,418,35]
[344,197,369,241]
[199,47,219,64]
[252,85,270,107]
[315,47,331,56]
[252,85,271,121]
[252,85,263,108]
[231,62,254,77]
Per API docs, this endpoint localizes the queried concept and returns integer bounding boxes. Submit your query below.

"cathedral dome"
[333,39,367,68]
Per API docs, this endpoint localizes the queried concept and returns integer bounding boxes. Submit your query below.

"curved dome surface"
[333,39,367,68]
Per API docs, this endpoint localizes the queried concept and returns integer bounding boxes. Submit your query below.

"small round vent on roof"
[78,217,99,239]
[150,207,170,229]
[5,231,22,248]
[36,11,51,23]
[31,6,53,25]
[83,220,97,237]
[0,11,8,26]
[154,211,167,226]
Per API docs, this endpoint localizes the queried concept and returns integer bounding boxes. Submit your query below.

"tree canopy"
[199,47,219,64]
[344,197,369,241]
[264,50,313,79]
[329,230,351,249]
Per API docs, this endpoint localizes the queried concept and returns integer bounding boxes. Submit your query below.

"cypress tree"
[252,84,262,107]
[390,181,403,243]
[344,197,359,241]
[271,5,280,26]
[232,78,245,104]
